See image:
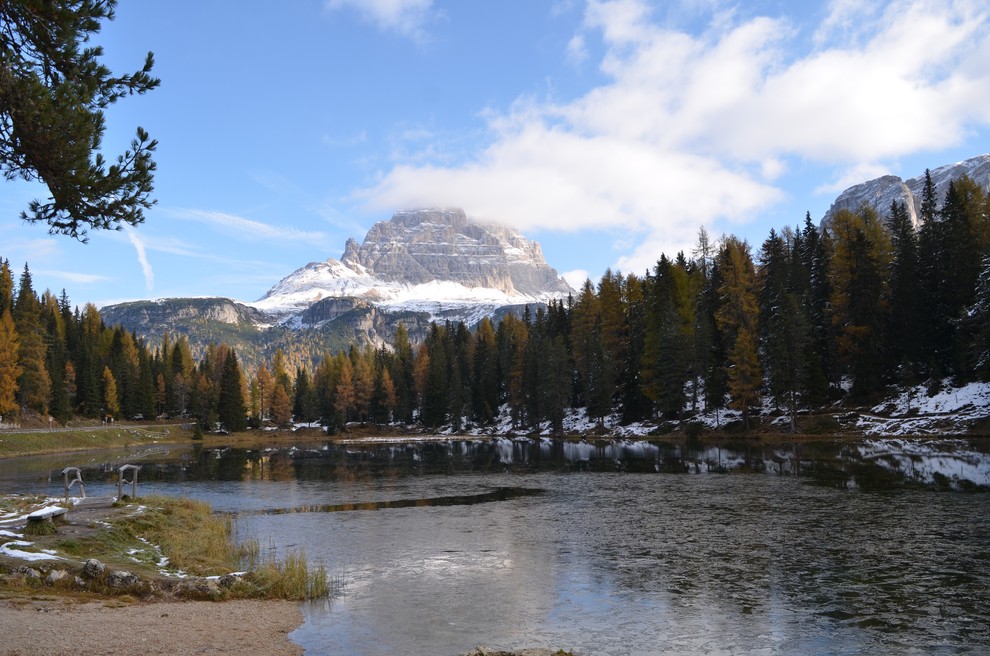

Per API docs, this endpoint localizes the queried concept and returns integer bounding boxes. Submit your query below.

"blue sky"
[3,0,990,308]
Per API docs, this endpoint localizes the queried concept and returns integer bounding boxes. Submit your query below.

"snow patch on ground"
[859,381,990,435]
[0,540,64,561]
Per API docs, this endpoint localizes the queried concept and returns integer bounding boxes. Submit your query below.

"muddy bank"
[0,598,302,656]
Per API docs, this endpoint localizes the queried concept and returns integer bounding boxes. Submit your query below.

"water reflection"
[2,436,989,495]
[1,436,988,654]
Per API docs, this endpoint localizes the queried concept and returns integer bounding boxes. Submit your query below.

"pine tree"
[495,314,528,427]
[472,317,500,424]
[757,229,809,430]
[885,200,921,384]
[421,325,449,428]
[13,264,50,414]
[799,214,833,404]
[640,255,692,418]
[217,349,247,432]
[390,323,416,424]
[0,259,13,316]
[0,310,22,417]
[829,208,889,399]
[1,0,160,240]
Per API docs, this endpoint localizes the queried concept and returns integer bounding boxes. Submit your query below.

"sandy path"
[0,599,303,656]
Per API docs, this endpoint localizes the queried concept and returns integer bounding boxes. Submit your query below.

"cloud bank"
[356,0,990,275]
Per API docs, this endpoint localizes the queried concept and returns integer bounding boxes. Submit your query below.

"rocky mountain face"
[821,154,990,228]
[340,208,572,295]
[101,209,575,366]
[250,208,575,324]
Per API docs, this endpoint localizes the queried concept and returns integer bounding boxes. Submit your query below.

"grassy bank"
[0,494,329,601]
[0,425,187,459]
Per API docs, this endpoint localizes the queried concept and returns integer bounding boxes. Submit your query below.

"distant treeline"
[2,170,989,433]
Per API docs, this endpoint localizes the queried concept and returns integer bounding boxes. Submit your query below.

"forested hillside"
[2,170,988,434]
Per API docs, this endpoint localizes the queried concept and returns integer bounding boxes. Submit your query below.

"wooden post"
[118,464,141,501]
[62,467,85,503]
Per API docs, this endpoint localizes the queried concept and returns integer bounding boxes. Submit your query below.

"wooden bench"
[26,506,68,528]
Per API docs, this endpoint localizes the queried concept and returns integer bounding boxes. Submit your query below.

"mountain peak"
[822,154,990,228]
[253,208,574,324]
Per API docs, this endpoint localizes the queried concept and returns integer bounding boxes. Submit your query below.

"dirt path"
[0,598,303,655]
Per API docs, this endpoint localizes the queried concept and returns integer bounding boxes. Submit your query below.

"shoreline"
[0,598,303,656]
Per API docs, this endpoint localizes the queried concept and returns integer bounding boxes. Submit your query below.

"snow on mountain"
[249,208,575,326]
[822,154,990,228]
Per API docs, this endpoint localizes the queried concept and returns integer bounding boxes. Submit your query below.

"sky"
[3,0,990,308]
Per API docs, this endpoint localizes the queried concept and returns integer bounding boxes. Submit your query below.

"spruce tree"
[885,200,921,384]
[217,349,247,432]
[471,317,500,424]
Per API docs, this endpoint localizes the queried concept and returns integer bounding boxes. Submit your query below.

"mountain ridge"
[821,154,990,227]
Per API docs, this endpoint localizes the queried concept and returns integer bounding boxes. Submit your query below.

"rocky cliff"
[822,154,990,228]
[100,209,575,366]
[251,208,575,324]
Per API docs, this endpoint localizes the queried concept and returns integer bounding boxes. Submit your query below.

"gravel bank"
[0,598,302,655]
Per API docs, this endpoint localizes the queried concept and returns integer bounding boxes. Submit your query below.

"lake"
[2,436,989,655]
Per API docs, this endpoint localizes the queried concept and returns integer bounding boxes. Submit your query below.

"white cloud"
[325,0,437,41]
[355,0,990,276]
[122,224,154,292]
[566,34,589,64]
[175,209,328,244]
[561,268,591,290]
[814,162,893,196]
[35,270,111,285]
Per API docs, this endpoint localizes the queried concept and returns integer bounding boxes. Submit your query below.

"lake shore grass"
[0,493,330,602]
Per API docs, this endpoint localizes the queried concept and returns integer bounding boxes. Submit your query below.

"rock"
[44,569,68,585]
[107,570,140,589]
[173,578,222,600]
[341,208,573,295]
[821,154,990,229]
[218,573,243,589]
[13,566,41,579]
[82,558,106,579]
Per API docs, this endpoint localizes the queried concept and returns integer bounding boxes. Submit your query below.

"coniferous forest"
[2,171,989,434]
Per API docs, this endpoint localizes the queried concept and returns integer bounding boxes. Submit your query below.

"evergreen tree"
[471,317,500,424]
[421,324,449,428]
[884,200,921,384]
[829,208,889,399]
[620,275,651,422]
[640,255,692,418]
[757,229,809,430]
[217,349,246,432]
[495,314,528,427]
[13,264,49,414]
[390,323,416,424]
[962,255,990,378]
[1,0,160,240]
[798,214,833,404]
[0,259,13,316]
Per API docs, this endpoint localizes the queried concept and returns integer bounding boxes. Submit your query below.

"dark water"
[2,436,989,655]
